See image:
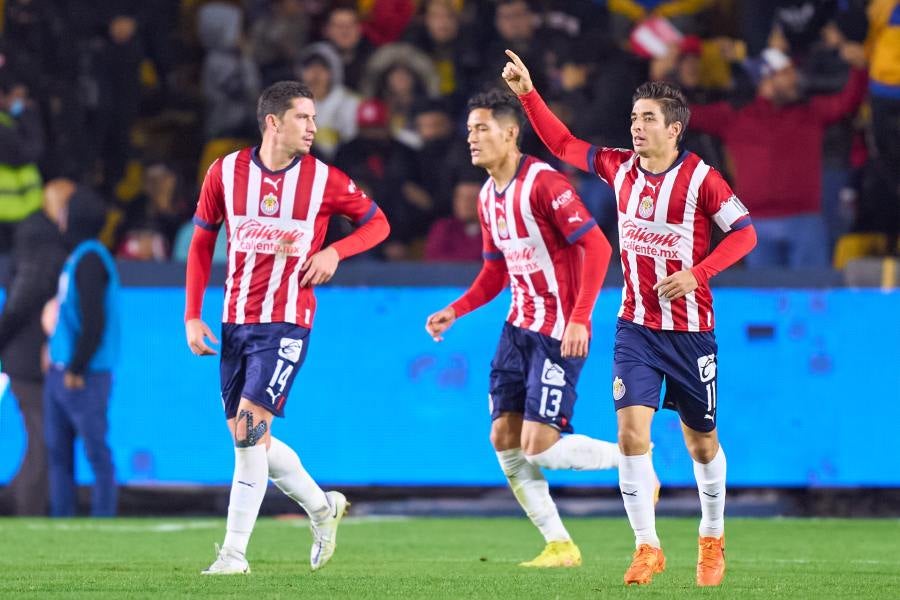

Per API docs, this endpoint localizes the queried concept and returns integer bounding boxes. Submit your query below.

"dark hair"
[632,81,690,144]
[257,81,314,134]
[467,89,523,127]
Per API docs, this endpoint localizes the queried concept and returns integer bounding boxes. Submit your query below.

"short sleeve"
[323,165,378,225]
[535,171,597,244]
[698,167,751,233]
[588,147,635,185]
[193,159,225,231]
[478,197,502,261]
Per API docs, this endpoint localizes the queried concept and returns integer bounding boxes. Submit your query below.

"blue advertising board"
[0,287,897,487]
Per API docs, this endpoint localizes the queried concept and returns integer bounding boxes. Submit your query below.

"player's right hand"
[425,307,456,342]
[502,49,534,96]
[186,318,218,356]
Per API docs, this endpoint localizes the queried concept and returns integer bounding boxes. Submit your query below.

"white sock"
[222,445,269,555]
[693,445,726,538]
[496,448,570,543]
[619,452,660,548]
[525,434,619,471]
[267,436,331,522]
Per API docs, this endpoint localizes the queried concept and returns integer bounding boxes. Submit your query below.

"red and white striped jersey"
[588,147,751,332]
[193,147,378,327]
[479,155,598,340]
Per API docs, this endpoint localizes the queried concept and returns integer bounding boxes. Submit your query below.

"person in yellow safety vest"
[0,79,44,250]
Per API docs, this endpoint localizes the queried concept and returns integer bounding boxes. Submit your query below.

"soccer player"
[425,90,619,568]
[184,81,390,575]
[502,50,757,586]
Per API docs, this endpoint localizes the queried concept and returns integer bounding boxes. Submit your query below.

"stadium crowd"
[0,0,897,267]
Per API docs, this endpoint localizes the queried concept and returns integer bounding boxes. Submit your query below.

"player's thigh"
[522,330,585,435]
[242,323,311,418]
[488,323,528,424]
[520,420,561,455]
[612,321,664,414]
[219,324,247,420]
[661,330,719,434]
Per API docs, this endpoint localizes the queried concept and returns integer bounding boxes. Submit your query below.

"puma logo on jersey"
[263,176,281,191]
[646,181,660,191]
[568,212,583,224]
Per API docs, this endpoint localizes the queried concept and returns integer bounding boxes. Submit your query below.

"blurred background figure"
[44,187,120,517]
[248,0,310,86]
[114,162,191,261]
[424,179,483,262]
[0,76,44,252]
[690,46,867,268]
[198,2,260,141]
[322,6,373,92]
[296,42,360,161]
[0,179,70,515]
[866,0,900,253]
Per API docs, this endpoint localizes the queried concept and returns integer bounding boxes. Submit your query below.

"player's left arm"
[654,171,757,300]
[301,168,390,287]
[538,174,612,358]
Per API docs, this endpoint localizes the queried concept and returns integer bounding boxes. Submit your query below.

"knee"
[617,427,650,456]
[688,441,718,463]
[685,433,718,463]
[490,422,519,451]
[233,405,270,447]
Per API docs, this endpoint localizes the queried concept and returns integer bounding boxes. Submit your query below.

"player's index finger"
[505,49,524,68]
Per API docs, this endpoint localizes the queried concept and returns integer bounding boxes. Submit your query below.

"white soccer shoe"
[201,543,250,575]
[310,491,349,571]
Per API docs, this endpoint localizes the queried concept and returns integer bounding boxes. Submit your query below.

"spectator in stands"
[44,186,120,517]
[404,0,481,110]
[474,0,558,94]
[0,179,69,515]
[322,6,373,93]
[115,163,190,261]
[295,43,359,161]
[361,0,417,47]
[866,0,900,253]
[424,179,483,262]
[803,15,871,254]
[607,0,711,43]
[0,77,44,252]
[248,0,310,86]
[411,98,458,217]
[86,13,145,194]
[198,2,260,140]
[334,98,420,260]
[690,47,867,268]
[361,43,441,148]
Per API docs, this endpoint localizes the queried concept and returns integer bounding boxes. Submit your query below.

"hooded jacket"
[297,42,359,160]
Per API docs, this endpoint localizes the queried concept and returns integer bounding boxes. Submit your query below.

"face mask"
[9,99,24,117]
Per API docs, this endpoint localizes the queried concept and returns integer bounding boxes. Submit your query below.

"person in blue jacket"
[44,187,120,517]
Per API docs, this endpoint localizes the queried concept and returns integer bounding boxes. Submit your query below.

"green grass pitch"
[1,516,897,598]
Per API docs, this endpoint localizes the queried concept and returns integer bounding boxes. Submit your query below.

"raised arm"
[502,49,593,172]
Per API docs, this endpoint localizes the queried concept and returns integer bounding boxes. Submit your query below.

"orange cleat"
[623,544,666,585]
[696,536,726,586]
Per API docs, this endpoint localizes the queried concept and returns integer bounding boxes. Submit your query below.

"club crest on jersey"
[497,214,509,239]
[260,192,279,216]
[639,195,655,219]
[613,376,626,401]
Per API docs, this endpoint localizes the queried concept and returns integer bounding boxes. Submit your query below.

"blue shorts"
[489,322,586,433]
[219,322,310,419]
[612,319,719,432]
